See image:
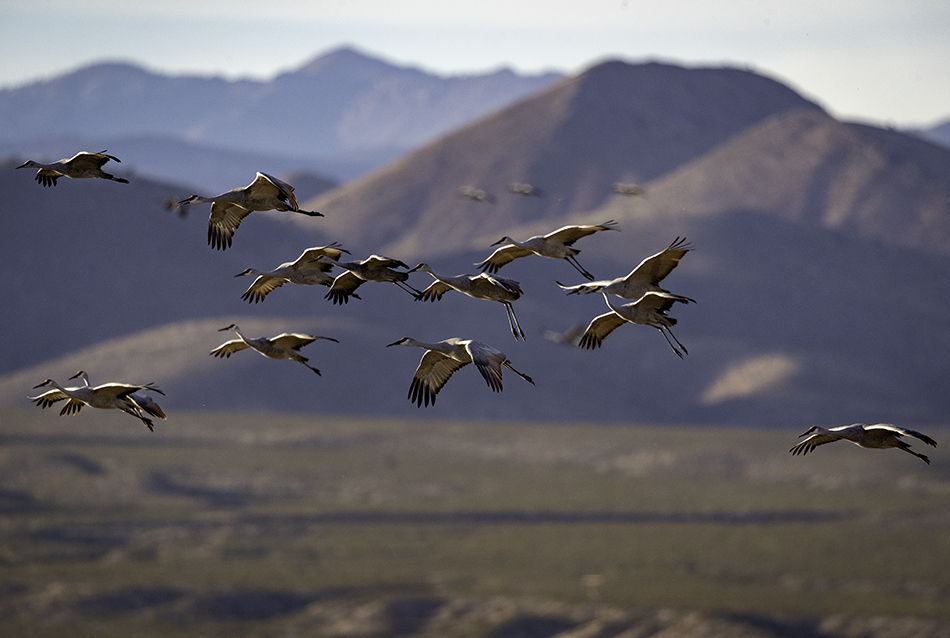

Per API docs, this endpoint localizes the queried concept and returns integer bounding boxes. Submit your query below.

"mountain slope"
[301,60,824,258]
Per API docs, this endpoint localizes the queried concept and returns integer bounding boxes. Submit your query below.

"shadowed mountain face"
[304,60,825,258]
[2,59,950,426]
[0,46,563,182]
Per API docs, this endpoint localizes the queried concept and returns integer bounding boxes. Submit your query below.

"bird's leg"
[656,327,685,359]
[301,361,322,376]
[503,362,536,386]
[567,256,595,281]
[665,326,688,356]
[393,280,424,297]
[504,303,527,341]
[898,443,930,464]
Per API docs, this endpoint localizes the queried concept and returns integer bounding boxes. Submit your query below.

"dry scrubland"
[1,409,949,637]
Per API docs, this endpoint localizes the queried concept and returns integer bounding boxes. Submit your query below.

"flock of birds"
[17,150,939,465]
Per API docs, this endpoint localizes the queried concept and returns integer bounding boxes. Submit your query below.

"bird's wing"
[477,273,523,296]
[268,333,318,351]
[241,275,286,304]
[864,423,938,447]
[408,351,470,407]
[556,279,613,294]
[632,291,681,313]
[208,202,253,250]
[789,431,843,456]
[325,272,365,305]
[255,172,299,209]
[364,255,410,270]
[127,394,167,420]
[296,244,348,265]
[77,151,120,168]
[35,169,61,187]
[89,383,150,400]
[29,388,70,408]
[416,280,453,302]
[475,245,533,273]
[210,339,251,358]
[578,312,627,349]
[623,237,692,286]
[465,342,505,392]
[544,220,619,246]
[60,399,85,416]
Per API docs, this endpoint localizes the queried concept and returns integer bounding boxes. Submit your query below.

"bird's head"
[16,160,38,170]
[68,370,88,381]
[406,263,431,274]
[799,425,819,438]
[386,337,412,347]
[490,236,514,247]
[234,268,256,278]
[218,323,238,332]
[33,379,54,389]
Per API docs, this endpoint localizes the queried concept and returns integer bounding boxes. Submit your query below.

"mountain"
[301,60,825,258]
[0,46,563,181]
[3,59,950,427]
[912,118,950,149]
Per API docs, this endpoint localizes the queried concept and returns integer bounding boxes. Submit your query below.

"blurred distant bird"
[17,151,129,187]
[557,237,694,302]
[387,336,534,407]
[476,221,619,281]
[541,323,586,346]
[612,182,645,196]
[458,185,495,203]
[578,292,689,358]
[322,254,420,305]
[235,243,352,304]
[177,172,323,250]
[508,182,543,197]
[30,372,165,431]
[790,423,937,464]
[409,263,527,341]
[210,324,337,376]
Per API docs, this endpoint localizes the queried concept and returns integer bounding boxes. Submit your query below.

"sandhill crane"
[235,243,352,304]
[177,172,323,250]
[557,237,695,302]
[387,336,535,407]
[578,292,689,358]
[409,263,526,341]
[322,254,420,305]
[476,221,619,281]
[68,370,167,424]
[210,324,338,375]
[790,423,938,464]
[612,182,645,196]
[541,323,586,346]
[508,182,543,197]
[458,185,495,203]
[30,372,165,431]
[17,151,129,187]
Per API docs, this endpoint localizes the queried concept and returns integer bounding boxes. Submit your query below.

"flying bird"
[611,183,645,196]
[210,324,337,375]
[387,336,534,407]
[177,172,323,250]
[67,370,167,424]
[409,263,527,341]
[508,182,543,197]
[30,372,165,431]
[578,292,690,358]
[476,221,619,281]
[235,243,352,303]
[790,423,937,464]
[458,185,495,203]
[557,237,694,302]
[322,254,420,305]
[17,151,129,187]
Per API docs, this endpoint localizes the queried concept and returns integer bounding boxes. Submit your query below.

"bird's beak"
[405,264,422,273]
[218,326,231,332]
[233,270,249,278]
[15,161,29,169]
[33,380,49,389]
[490,238,507,246]
[385,339,403,347]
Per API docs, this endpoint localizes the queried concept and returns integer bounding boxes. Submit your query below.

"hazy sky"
[3,0,948,126]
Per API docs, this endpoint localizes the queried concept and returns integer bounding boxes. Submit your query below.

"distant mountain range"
[2,58,950,428]
[0,46,562,187]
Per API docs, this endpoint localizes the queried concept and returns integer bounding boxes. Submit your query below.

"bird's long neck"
[602,292,621,313]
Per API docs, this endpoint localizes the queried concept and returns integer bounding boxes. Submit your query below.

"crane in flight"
[790,423,937,464]
[17,151,129,187]
[234,243,352,304]
[30,372,165,431]
[176,172,323,250]
[387,336,534,407]
[578,292,690,358]
[476,221,619,281]
[210,324,338,375]
[321,254,420,305]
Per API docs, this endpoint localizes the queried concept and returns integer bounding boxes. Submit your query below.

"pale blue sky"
[3,0,948,126]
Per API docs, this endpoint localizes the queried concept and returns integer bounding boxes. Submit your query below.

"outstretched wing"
[543,220,619,246]
[578,311,627,350]
[416,280,454,302]
[208,202,253,251]
[268,333,318,351]
[789,431,843,456]
[241,275,287,304]
[407,351,470,407]
[475,244,534,274]
[210,339,251,358]
[29,388,70,409]
[465,342,506,392]
[325,272,365,305]
[864,423,938,447]
[253,172,299,209]
[622,237,692,287]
